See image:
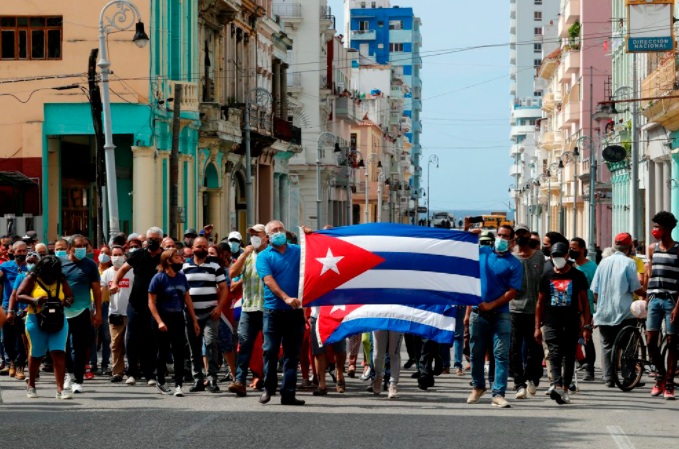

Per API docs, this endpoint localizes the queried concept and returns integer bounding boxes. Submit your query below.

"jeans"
[186,308,220,381]
[90,302,111,367]
[598,319,637,383]
[440,343,451,368]
[235,311,264,385]
[1,306,26,368]
[470,311,511,397]
[65,309,93,384]
[453,321,465,369]
[262,308,305,398]
[405,334,422,367]
[418,338,439,379]
[543,322,580,388]
[153,312,187,387]
[647,296,678,334]
[373,331,403,385]
[510,313,544,389]
[126,304,157,380]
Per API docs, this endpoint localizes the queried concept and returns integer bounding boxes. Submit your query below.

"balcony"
[351,29,376,40]
[273,117,301,145]
[542,91,562,112]
[563,50,580,74]
[558,0,580,38]
[273,2,302,20]
[413,120,422,133]
[390,86,404,100]
[399,116,412,133]
[510,144,522,157]
[641,55,679,130]
[320,5,333,27]
[510,82,517,95]
[287,72,302,93]
[564,100,579,125]
[168,81,199,112]
[509,165,523,176]
[335,96,358,122]
[199,103,242,143]
[510,125,535,139]
[414,30,422,44]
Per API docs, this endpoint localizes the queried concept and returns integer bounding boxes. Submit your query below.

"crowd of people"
[0,212,677,407]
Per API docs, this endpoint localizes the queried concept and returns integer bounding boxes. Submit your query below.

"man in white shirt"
[101,245,135,383]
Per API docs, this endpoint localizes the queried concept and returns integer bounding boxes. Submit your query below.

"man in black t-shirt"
[535,242,592,405]
[112,227,164,385]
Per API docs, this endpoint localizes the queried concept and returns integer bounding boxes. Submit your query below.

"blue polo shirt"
[12,273,28,312]
[1,260,28,308]
[256,244,301,310]
[479,246,523,312]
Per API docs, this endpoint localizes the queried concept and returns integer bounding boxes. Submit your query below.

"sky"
[328,0,512,214]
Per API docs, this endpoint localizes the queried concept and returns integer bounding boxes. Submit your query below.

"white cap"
[228,231,243,241]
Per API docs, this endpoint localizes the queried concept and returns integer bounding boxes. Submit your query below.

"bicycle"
[612,319,669,391]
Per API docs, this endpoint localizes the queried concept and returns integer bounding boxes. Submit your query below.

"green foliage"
[568,22,581,47]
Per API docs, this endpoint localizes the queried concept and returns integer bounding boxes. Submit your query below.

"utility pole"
[631,53,640,240]
[87,48,105,247]
[169,84,182,239]
[587,65,597,261]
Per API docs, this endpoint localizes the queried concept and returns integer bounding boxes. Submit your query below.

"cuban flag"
[298,223,481,308]
[316,304,458,346]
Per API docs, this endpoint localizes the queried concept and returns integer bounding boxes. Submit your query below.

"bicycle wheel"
[660,334,679,378]
[612,325,646,391]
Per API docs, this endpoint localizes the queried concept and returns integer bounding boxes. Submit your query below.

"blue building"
[347,1,423,207]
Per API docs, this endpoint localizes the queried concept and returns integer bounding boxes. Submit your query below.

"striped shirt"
[182,260,227,310]
[241,252,265,312]
[648,242,679,298]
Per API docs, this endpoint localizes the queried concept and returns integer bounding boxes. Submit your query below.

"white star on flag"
[330,305,346,314]
[316,248,344,276]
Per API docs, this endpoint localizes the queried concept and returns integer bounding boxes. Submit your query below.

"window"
[378,43,384,49]
[389,20,404,30]
[389,43,404,52]
[534,43,542,53]
[534,27,543,35]
[350,133,357,150]
[359,21,369,31]
[371,1,377,8]
[535,0,542,4]
[0,16,62,60]
[534,58,542,68]
[360,2,366,8]
[378,20,384,27]
[534,11,542,21]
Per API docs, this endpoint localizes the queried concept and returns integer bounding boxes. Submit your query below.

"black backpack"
[33,278,65,333]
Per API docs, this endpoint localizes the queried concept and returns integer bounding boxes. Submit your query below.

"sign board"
[602,145,628,163]
[627,0,675,52]
[417,206,427,213]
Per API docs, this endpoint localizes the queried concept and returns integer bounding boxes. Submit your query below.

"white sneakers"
[148,379,158,386]
[174,386,185,397]
[26,387,38,399]
[527,381,537,396]
[126,376,137,385]
[64,373,73,390]
[515,387,527,399]
[56,390,73,400]
[491,396,511,408]
[388,384,399,399]
[72,383,83,394]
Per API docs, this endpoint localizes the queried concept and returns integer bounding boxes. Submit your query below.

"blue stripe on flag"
[371,252,479,278]
[317,223,478,243]
[306,288,479,308]
[324,317,456,345]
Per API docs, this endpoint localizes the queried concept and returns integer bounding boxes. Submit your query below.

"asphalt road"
[1,340,677,449]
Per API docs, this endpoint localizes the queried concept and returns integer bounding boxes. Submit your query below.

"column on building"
[132,146,157,234]
[47,137,60,240]
[663,159,671,212]
[281,63,289,119]
[272,59,281,118]
[655,160,664,215]
[273,173,281,220]
[280,174,290,225]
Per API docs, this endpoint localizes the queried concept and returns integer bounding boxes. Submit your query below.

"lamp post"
[427,154,439,225]
[244,87,272,228]
[335,144,355,226]
[316,132,337,229]
[98,0,148,237]
[361,152,380,223]
[377,172,387,223]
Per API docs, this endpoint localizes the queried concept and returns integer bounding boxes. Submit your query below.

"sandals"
[347,366,356,378]
[312,387,328,396]
[336,379,346,394]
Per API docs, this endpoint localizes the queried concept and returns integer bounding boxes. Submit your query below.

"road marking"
[607,426,636,449]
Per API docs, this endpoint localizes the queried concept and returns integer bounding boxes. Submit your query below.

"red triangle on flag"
[316,304,363,345]
[301,232,385,306]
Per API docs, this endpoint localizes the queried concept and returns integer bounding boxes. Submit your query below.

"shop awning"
[0,171,38,187]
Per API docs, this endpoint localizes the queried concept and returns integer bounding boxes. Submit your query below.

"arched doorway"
[202,162,219,226]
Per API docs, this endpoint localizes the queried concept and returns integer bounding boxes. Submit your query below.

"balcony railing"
[273,117,301,145]
[168,81,199,112]
[287,72,302,89]
[335,96,357,122]
[641,55,679,124]
[273,3,302,18]
[351,29,376,40]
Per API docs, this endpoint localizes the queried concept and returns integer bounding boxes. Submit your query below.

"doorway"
[60,139,95,237]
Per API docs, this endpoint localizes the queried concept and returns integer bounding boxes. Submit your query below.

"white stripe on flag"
[336,270,481,296]
[337,236,479,261]
[342,305,456,331]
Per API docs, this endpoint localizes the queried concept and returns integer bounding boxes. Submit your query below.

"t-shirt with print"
[539,265,588,327]
[101,266,135,316]
[127,248,161,312]
[148,271,189,314]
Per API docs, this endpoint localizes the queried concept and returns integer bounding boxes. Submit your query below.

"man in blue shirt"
[256,220,306,406]
[464,219,523,408]
[0,241,28,378]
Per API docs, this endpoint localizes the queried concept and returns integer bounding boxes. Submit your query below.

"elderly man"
[590,233,646,388]
[34,243,48,259]
[0,241,29,379]
[256,220,307,406]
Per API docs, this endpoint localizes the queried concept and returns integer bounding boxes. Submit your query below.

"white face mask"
[250,236,262,249]
[111,256,125,268]
[553,257,567,269]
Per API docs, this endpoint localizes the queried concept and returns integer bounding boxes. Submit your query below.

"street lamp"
[546,162,560,232]
[244,87,273,228]
[335,144,353,226]
[377,172,388,223]
[98,0,148,238]
[427,154,439,226]
[362,152,379,223]
[316,132,337,229]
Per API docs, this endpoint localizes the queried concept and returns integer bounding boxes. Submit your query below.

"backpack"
[32,278,65,333]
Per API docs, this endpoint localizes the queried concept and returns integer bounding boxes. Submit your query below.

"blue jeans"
[235,311,263,385]
[262,308,305,399]
[90,302,111,367]
[647,296,678,335]
[453,321,465,369]
[470,311,511,397]
[440,343,451,368]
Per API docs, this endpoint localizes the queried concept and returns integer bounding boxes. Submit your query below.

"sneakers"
[300,379,312,389]
[14,366,26,381]
[515,387,527,399]
[9,362,16,378]
[568,382,579,394]
[125,376,137,386]
[26,387,38,399]
[156,383,172,395]
[56,390,73,400]
[583,372,595,382]
[545,384,555,396]
[147,379,157,386]
[562,390,572,404]
[372,375,383,396]
[467,387,487,404]
[85,372,95,380]
[64,373,73,390]
[527,381,537,396]
[388,384,399,399]
[174,385,185,397]
[491,396,511,408]
[110,375,123,383]
[71,383,83,394]
[0,364,9,376]
[550,387,566,405]
[651,379,666,397]
[360,366,372,381]
[664,383,675,400]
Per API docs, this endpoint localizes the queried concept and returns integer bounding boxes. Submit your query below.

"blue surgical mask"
[74,248,87,260]
[229,241,240,254]
[26,263,35,271]
[99,254,111,264]
[494,238,509,253]
[55,250,67,257]
[129,247,140,253]
[270,232,287,247]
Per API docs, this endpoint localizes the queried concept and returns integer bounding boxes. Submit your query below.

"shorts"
[646,296,679,335]
[309,317,346,355]
[218,319,234,353]
[25,314,69,358]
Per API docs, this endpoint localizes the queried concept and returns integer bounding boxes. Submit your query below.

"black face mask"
[528,240,540,250]
[15,254,26,263]
[193,249,207,259]
[516,236,530,247]
[170,262,184,273]
[48,250,55,255]
[147,239,161,252]
[542,247,551,258]
[568,250,581,260]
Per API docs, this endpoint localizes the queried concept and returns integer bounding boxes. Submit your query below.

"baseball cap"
[247,224,266,234]
[228,231,243,241]
[479,231,495,242]
[514,224,530,234]
[615,232,632,247]
[184,228,198,237]
[550,242,569,257]
[199,229,205,236]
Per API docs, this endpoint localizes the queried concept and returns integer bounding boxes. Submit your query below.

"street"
[1,334,676,449]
